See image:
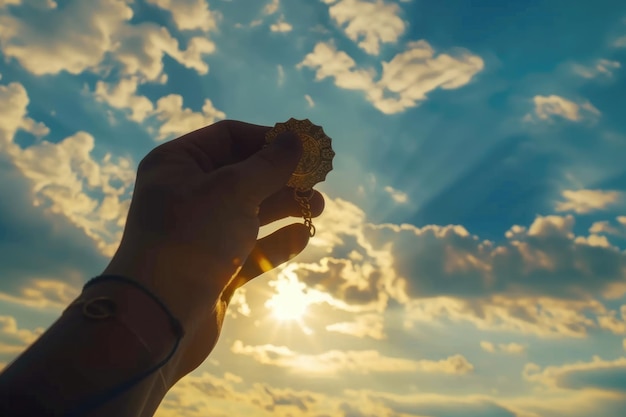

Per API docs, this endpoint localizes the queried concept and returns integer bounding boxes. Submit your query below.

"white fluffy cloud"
[324,0,406,55]
[555,189,622,214]
[232,340,474,375]
[298,40,484,114]
[0,0,216,82]
[0,82,134,256]
[94,77,227,135]
[0,0,131,75]
[94,77,154,122]
[153,94,226,141]
[526,95,600,122]
[146,0,219,32]
[114,24,215,82]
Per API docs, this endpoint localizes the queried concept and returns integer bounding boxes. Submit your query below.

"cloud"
[524,356,626,393]
[0,0,215,82]
[590,220,626,237]
[304,94,315,107]
[614,36,626,48]
[145,0,219,32]
[0,81,134,256]
[325,313,385,339]
[0,82,49,143]
[291,197,626,338]
[0,0,22,8]
[0,315,44,360]
[572,59,621,78]
[0,315,44,346]
[114,24,216,82]
[298,40,484,114]
[480,341,526,354]
[0,279,80,310]
[231,340,474,375]
[555,189,622,214]
[94,77,154,122]
[0,0,131,75]
[526,95,600,122]
[352,391,524,417]
[263,0,280,15]
[596,305,626,335]
[153,94,226,141]
[384,185,408,204]
[226,287,251,318]
[270,14,292,32]
[323,0,406,55]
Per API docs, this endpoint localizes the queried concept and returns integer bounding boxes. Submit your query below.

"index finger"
[159,120,272,169]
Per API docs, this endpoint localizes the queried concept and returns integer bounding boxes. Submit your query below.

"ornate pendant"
[265,118,335,236]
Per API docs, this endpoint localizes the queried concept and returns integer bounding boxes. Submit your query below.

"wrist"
[75,279,181,365]
[102,241,221,333]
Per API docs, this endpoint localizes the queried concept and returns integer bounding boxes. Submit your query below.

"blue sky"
[1,0,626,416]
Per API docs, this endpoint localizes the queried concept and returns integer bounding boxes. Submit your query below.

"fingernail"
[274,132,301,152]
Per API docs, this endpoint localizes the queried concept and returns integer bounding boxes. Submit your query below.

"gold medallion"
[265,118,335,237]
[265,118,335,191]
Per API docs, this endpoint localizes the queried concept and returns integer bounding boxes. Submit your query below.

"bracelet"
[63,275,185,417]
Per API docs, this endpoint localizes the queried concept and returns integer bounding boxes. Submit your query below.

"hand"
[103,120,325,383]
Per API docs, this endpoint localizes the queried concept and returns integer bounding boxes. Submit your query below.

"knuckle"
[209,167,244,193]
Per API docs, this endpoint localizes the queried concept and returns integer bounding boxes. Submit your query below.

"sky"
[1,0,626,416]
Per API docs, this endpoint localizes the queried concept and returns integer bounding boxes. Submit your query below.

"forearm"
[0,280,181,417]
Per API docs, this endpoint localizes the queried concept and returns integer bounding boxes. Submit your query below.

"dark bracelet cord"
[63,275,185,417]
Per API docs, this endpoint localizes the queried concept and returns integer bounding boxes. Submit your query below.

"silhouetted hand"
[103,120,325,383]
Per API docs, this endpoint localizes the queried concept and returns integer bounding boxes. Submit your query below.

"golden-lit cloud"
[298,40,484,114]
[384,185,409,204]
[231,340,474,375]
[525,94,600,122]
[270,15,292,33]
[0,0,216,82]
[94,77,155,123]
[524,355,626,393]
[322,0,406,55]
[153,94,226,141]
[0,82,134,256]
[0,279,80,310]
[293,196,626,339]
[263,0,280,15]
[146,0,220,32]
[555,189,622,214]
[325,313,385,339]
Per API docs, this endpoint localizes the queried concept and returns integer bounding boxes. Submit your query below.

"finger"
[159,120,272,169]
[258,188,325,225]
[230,132,302,205]
[221,223,309,303]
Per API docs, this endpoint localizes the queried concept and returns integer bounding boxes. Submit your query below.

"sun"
[265,275,310,321]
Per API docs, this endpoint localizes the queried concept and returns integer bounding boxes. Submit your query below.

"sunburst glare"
[265,274,310,322]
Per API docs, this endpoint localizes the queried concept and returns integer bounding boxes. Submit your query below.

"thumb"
[232,131,302,203]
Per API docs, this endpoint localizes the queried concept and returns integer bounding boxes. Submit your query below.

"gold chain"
[294,188,316,237]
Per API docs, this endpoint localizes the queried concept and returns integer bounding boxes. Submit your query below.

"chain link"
[294,188,316,237]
